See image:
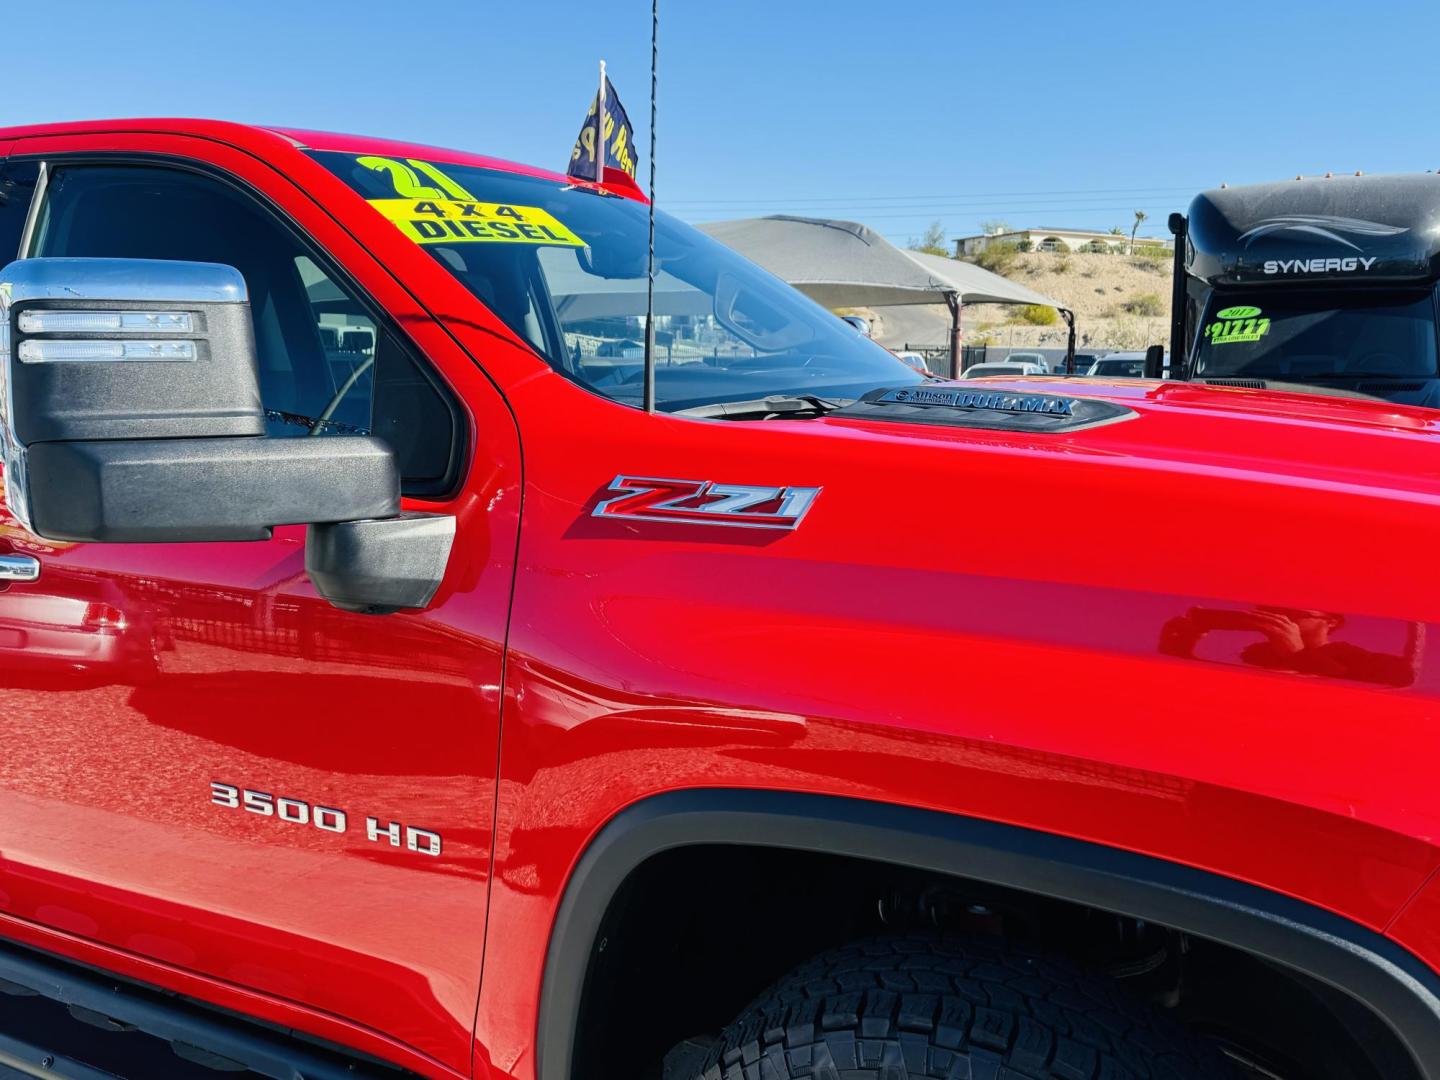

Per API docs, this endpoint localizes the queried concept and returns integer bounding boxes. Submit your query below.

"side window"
[29,164,461,496]
[288,253,380,436]
[0,160,41,264]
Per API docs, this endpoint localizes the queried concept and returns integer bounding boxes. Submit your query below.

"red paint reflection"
[1160,606,1421,688]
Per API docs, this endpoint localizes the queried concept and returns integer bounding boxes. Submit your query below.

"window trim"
[14,159,46,262]
[10,151,468,500]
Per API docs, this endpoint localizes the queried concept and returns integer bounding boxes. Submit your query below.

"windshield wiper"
[1326,373,1431,380]
[1213,373,1433,383]
[677,394,852,420]
[1269,373,1432,383]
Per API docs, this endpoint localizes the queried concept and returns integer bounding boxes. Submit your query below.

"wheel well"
[539,792,1440,1080]
[575,845,1418,1080]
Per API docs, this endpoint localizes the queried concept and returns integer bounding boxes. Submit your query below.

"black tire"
[678,935,1236,1080]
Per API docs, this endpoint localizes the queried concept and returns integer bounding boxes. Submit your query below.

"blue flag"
[568,77,638,183]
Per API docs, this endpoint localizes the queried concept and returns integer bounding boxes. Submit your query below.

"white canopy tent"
[903,248,1064,308]
[698,215,1074,375]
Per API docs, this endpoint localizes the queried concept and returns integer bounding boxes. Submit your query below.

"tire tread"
[684,934,1234,1080]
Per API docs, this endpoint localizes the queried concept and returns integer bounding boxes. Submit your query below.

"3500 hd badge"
[210,782,442,857]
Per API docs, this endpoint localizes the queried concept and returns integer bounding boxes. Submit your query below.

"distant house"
[955,228,1174,256]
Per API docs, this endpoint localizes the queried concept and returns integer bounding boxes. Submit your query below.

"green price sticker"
[1205,306,1271,346]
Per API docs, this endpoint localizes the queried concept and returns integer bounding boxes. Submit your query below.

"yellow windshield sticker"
[1204,305,1271,346]
[356,156,475,200]
[368,198,584,247]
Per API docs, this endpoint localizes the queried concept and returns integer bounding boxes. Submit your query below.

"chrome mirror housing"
[0,257,398,545]
[0,257,453,614]
[0,257,268,535]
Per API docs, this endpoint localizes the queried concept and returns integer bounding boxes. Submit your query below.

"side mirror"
[0,258,452,614]
[839,314,872,337]
[1143,344,1166,379]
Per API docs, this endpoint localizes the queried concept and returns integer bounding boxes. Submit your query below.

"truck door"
[0,147,521,1073]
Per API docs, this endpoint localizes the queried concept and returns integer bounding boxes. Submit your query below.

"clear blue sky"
[6,0,1440,247]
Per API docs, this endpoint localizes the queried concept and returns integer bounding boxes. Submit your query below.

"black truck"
[1165,171,1440,408]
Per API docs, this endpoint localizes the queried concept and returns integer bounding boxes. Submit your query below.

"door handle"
[0,554,40,582]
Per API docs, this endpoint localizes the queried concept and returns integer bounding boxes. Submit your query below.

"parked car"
[596,337,646,359]
[1002,349,1049,371]
[0,118,1438,1080]
[960,361,1048,377]
[892,350,931,374]
[1088,351,1150,378]
[1063,351,1102,374]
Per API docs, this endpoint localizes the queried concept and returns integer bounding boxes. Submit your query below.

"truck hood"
[813,377,1440,503]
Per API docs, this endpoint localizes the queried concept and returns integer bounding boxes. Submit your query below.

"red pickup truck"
[0,119,1437,1080]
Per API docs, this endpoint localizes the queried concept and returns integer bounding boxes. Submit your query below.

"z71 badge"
[593,476,820,530]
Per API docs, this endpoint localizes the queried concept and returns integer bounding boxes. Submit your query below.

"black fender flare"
[537,789,1440,1079]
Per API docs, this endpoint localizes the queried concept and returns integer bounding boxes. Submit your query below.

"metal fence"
[900,344,1090,377]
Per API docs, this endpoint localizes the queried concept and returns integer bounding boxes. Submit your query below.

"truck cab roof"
[1187,170,1440,287]
[0,117,647,200]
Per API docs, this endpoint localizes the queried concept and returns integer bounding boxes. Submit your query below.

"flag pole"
[642,1,658,412]
[596,59,606,182]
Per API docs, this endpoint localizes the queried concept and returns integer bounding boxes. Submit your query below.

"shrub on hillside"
[974,241,1019,274]
[1098,317,1156,351]
[908,220,949,257]
[1131,246,1170,270]
[1017,304,1058,326]
[1123,292,1165,317]
[1053,256,1072,274]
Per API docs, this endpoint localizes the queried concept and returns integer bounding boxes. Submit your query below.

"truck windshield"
[311,151,922,412]
[1193,289,1439,381]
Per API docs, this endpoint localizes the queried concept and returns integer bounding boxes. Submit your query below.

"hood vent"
[1202,376,1432,400]
[832,385,1135,433]
[1359,382,1423,394]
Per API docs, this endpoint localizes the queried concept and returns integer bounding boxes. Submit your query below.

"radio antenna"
[642,0,659,412]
